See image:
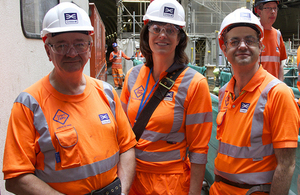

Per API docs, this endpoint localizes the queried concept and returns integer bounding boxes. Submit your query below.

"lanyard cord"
[135,68,159,124]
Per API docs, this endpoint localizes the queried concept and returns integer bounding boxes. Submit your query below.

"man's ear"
[258,41,263,54]
[221,44,227,57]
[44,44,52,62]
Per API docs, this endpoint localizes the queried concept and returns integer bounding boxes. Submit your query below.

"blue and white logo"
[240,12,251,21]
[164,91,174,101]
[99,113,111,124]
[163,6,175,18]
[276,47,279,52]
[64,13,78,24]
[53,109,69,125]
[240,102,250,113]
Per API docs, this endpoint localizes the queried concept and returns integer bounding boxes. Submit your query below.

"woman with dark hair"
[120,0,213,194]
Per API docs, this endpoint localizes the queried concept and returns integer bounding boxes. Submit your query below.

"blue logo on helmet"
[163,6,175,18]
[64,13,78,24]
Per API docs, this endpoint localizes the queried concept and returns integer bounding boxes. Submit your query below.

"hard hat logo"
[163,7,175,17]
[65,13,78,24]
[240,12,251,21]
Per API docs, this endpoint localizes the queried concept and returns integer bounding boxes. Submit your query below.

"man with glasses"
[3,2,137,195]
[209,8,299,195]
[254,0,287,81]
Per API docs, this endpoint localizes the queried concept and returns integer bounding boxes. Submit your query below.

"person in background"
[210,8,299,195]
[134,43,145,63]
[109,42,134,89]
[105,43,108,81]
[254,0,287,81]
[120,0,213,194]
[297,45,300,106]
[2,3,136,195]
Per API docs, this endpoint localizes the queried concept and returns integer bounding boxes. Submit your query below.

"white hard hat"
[218,8,263,48]
[136,43,140,48]
[41,2,94,39]
[143,0,186,27]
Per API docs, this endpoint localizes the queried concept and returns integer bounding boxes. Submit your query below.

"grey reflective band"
[127,64,143,114]
[103,82,116,118]
[15,90,119,183]
[135,148,181,162]
[276,29,281,47]
[218,83,228,112]
[260,56,280,62]
[217,78,282,184]
[189,152,207,164]
[186,112,213,125]
[215,169,275,185]
[298,74,300,82]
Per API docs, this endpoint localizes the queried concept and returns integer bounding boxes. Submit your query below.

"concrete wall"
[0,0,89,194]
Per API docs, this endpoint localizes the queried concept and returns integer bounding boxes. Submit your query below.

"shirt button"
[232,105,235,108]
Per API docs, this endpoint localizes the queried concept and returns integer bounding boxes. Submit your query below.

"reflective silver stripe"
[216,79,282,184]
[215,169,275,185]
[113,62,122,65]
[218,83,228,111]
[135,148,181,162]
[298,74,300,82]
[260,56,280,62]
[15,92,54,154]
[276,29,281,47]
[141,129,184,143]
[189,152,207,164]
[127,65,143,114]
[15,91,119,183]
[103,82,116,118]
[36,151,119,183]
[186,112,213,125]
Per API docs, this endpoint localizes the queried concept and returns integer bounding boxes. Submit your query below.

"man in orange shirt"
[3,3,136,195]
[297,45,300,105]
[109,43,134,89]
[254,0,287,81]
[209,8,299,195]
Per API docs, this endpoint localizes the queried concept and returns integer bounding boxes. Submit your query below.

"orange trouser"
[112,68,123,87]
[209,181,268,195]
[129,166,190,195]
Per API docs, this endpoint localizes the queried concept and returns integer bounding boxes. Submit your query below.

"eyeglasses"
[48,41,91,55]
[148,24,180,36]
[225,37,259,48]
[263,7,279,12]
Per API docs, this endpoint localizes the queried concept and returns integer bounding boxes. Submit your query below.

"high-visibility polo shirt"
[120,63,213,174]
[214,66,299,189]
[109,50,130,69]
[3,74,137,194]
[261,28,287,78]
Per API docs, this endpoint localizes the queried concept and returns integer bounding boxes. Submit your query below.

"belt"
[215,175,270,192]
[85,177,122,195]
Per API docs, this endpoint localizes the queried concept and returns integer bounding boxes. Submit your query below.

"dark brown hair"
[140,22,189,68]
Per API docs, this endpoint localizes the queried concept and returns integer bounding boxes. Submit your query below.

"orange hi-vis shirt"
[261,27,287,78]
[109,50,131,69]
[3,74,137,194]
[120,63,213,174]
[211,67,299,194]
[134,51,145,62]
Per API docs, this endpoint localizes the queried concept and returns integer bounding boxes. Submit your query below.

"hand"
[113,55,117,59]
[130,57,135,61]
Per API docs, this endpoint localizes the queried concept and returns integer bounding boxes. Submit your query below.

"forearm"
[270,148,296,195]
[117,148,136,195]
[278,61,284,81]
[5,173,64,195]
[189,163,205,195]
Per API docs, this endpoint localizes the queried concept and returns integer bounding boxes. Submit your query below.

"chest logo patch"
[99,113,111,124]
[53,109,69,125]
[276,47,279,52]
[164,91,174,101]
[134,85,145,100]
[240,102,250,113]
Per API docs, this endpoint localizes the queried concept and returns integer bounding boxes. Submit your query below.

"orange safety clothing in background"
[109,50,131,69]
[3,74,137,194]
[120,63,213,194]
[134,51,145,62]
[210,67,299,195]
[297,46,300,105]
[260,28,287,78]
